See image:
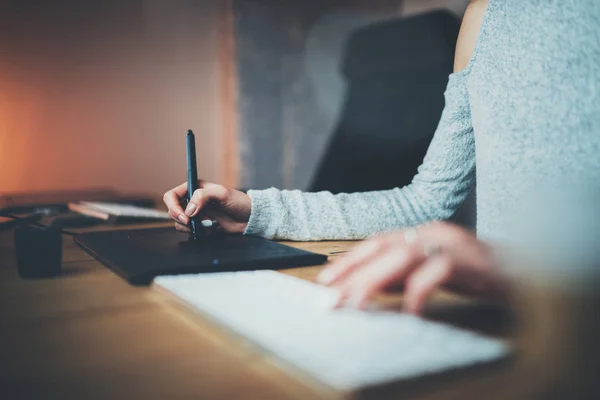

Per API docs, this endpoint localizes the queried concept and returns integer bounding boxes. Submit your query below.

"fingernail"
[185,203,197,216]
[346,292,366,310]
[317,268,337,285]
[405,303,422,315]
[178,214,188,224]
[201,219,213,228]
[345,293,361,309]
[328,290,343,310]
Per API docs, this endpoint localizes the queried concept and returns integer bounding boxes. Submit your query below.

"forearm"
[244,73,476,241]
[245,176,471,241]
[245,187,435,241]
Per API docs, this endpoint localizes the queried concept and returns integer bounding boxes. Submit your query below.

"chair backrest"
[309,10,461,194]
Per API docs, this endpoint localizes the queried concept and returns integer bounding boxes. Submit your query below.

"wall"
[0,0,222,196]
[0,0,471,196]
[233,0,469,190]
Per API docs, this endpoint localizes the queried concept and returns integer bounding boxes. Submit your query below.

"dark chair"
[309,10,461,194]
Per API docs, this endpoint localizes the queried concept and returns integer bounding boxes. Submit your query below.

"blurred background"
[3,3,600,398]
[0,0,469,197]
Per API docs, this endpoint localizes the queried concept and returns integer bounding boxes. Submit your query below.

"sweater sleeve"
[244,72,476,241]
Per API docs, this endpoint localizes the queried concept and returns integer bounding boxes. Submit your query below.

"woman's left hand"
[317,222,510,315]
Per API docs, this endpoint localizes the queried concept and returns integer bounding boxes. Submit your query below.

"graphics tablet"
[74,228,327,285]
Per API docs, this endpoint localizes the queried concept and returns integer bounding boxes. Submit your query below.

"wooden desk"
[0,224,518,399]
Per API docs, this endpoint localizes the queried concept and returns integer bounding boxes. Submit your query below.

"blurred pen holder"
[14,224,62,279]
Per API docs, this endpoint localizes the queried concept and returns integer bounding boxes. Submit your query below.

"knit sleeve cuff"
[243,188,284,239]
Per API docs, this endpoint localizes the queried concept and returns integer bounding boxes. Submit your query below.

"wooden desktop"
[0,222,527,399]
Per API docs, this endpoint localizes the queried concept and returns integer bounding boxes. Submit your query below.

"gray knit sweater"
[244,0,600,242]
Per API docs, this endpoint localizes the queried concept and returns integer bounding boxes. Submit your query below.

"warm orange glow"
[219,0,240,189]
[0,68,45,192]
[0,2,224,196]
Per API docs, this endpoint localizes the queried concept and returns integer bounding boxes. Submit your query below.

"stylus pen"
[186,129,202,240]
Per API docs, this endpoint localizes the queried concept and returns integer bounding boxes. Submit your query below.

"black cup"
[14,225,62,279]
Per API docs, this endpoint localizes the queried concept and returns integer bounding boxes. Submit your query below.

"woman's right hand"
[163,181,251,234]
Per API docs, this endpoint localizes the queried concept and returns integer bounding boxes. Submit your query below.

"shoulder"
[454,0,490,73]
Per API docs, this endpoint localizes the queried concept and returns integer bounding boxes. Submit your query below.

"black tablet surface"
[74,228,328,285]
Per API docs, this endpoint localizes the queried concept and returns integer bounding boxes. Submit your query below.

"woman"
[163,0,600,314]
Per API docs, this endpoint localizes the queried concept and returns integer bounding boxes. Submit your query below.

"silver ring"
[422,241,441,257]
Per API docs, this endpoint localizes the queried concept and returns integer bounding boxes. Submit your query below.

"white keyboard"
[155,271,510,391]
[76,202,170,219]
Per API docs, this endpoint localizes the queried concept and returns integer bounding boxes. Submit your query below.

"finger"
[333,286,367,310]
[184,185,230,218]
[175,222,191,233]
[163,182,189,225]
[403,255,453,315]
[337,243,427,310]
[317,238,391,286]
[320,228,424,287]
[169,208,189,226]
[203,209,248,234]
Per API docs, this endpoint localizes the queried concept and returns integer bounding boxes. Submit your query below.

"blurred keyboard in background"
[68,201,169,224]
[0,188,156,214]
